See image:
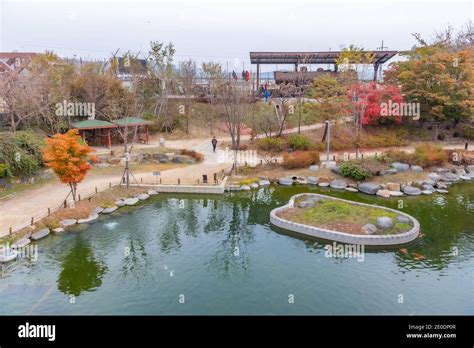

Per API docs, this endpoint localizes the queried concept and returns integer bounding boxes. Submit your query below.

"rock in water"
[376,217,393,229]
[403,186,422,196]
[31,228,50,241]
[102,206,118,214]
[78,213,99,224]
[362,223,378,235]
[124,198,139,206]
[358,183,381,195]
[138,193,150,200]
[12,238,31,248]
[60,219,77,227]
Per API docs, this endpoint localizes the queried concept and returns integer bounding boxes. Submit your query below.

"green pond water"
[0,183,473,315]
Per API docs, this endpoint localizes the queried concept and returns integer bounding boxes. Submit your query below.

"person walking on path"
[211,136,218,153]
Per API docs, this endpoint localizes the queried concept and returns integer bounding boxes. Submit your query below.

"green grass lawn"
[283,197,413,235]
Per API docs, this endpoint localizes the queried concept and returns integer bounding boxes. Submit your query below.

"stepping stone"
[278,178,293,186]
[52,228,65,234]
[250,183,259,189]
[421,190,433,195]
[115,200,125,207]
[389,191,404,197]
[31,228,50,241]
[330,180,347,189]
[124,198,139,206]
[12,238,31,248]
[403,186,422,196]
[78,213,99,224]
[240,185,251,191]
[60,219,76,227]
[258,179,270,186]
[436,189,449,194]
[318,182,329,187]
[148,190,158,195]
[345,187,358,192]
[92,207,104,214]
[102,206,118,214]
[138,193,150,200]
[376,189,391,198]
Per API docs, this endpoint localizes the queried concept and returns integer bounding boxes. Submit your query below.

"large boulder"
[138,193,150,200]
[92,207,104,214]
[259,179,271,186]
[13,237,31,248]
[376,216,393,229]
[436,182,448,189]
[441,172,459,182]
[250,183,259,189]
[240,185,251,191]
[403,186,422,196]
[358,182,381,195]
[466,165,474,173]
[330,180,347,189]
[421,184,435,192]
[115,199,125,207]
[391,162,409,172]
[331,166,342,175]
[307,176,319,185]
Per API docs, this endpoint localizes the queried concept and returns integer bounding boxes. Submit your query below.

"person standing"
[211,136,218,153]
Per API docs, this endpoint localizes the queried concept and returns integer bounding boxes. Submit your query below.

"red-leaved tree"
[348,82,403,126]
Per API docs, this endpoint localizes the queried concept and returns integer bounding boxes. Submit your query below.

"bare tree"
[179,59,197,134]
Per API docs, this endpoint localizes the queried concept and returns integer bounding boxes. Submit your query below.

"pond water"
[1,183,473,315]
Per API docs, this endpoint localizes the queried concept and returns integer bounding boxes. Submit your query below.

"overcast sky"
[0,0,472,72]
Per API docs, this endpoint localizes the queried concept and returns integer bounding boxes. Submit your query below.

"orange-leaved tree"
[43,129,96,202]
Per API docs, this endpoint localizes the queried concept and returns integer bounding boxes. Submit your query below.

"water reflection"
[57,238,107,296]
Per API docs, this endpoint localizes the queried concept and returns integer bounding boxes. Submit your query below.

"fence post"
[109,182,112,188]
[160,178,162,184]
[31,217,34,226]
[141,177,143,183]
[48,208,51,216]
[78,194,81,201]
[95,187,98,194]
[64,200,67,208]
[9,227,12,235]
[178,178,181,185]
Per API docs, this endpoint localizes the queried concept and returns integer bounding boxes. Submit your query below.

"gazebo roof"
[71,117,153,130]
[71,119,115,130]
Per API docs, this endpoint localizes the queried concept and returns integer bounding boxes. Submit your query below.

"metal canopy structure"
[250,51,397,65]
[249,50,398,87]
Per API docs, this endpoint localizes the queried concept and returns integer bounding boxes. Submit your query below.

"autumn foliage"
[348,82,404,126]
[43,129,96,201]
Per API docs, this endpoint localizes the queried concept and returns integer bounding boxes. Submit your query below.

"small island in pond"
[270,193,420,245]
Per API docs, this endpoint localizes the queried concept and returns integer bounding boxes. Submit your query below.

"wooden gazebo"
[71,117,153,148]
